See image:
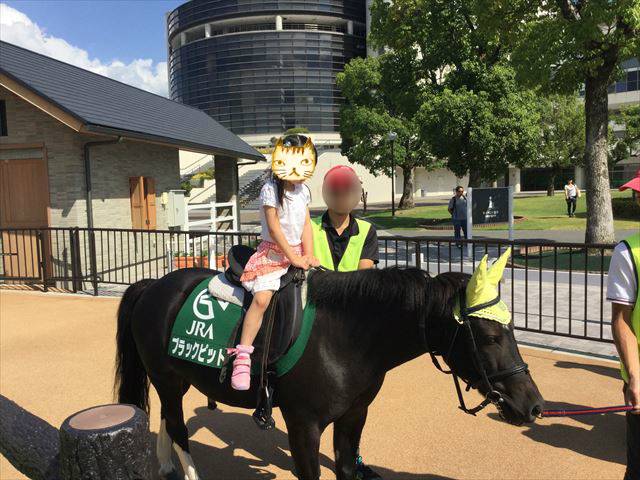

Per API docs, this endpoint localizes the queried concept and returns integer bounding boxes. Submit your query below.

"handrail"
[180,154,213,177]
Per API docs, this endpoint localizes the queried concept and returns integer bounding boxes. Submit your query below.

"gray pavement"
[376,227,638,243]
[376,239,620,360]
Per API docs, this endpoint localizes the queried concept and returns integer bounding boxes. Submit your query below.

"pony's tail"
[114,279,155,415]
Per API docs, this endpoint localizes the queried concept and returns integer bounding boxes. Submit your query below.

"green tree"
[283,127,310,135]
[416,62,541,186]
[537,95,585,196]
[610,104,640,164]
[369,0,542,187]
[476,0,640,242]
[337,53,442,209]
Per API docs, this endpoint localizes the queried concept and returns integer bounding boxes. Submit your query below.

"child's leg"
[230,290,273,391]
[240,290,274,345]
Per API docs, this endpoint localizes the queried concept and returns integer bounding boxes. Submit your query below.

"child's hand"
[290,255,309,270]
[304,255,320,268]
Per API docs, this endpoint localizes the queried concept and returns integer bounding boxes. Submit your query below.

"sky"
[1,0,185,97]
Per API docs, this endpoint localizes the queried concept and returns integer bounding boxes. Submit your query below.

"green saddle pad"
[168,277,315,377]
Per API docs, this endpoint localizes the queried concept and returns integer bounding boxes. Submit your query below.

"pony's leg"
[154,378,200,480]
[334,374,386,480]
[175,446,199,480]
[284,416,322,480]
[333,407,368,480]
[157,418,177,478]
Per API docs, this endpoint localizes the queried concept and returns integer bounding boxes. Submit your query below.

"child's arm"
[302,209,313,257]
[302,209,320,267]
[264,206,307,268]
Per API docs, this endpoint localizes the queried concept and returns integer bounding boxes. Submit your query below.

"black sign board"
[471,187,510,225]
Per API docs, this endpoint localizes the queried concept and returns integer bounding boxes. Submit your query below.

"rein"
[422,287,529,417]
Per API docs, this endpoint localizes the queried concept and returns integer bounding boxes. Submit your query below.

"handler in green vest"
[311,165,379,272]
[311,165,380,480]
[607,168,640,480]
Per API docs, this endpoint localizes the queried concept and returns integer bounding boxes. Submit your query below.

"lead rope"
[542,405,634,417]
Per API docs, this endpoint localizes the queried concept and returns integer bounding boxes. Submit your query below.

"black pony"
[114,265,544,480]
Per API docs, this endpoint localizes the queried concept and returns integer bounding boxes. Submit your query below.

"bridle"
[421,288,530,417]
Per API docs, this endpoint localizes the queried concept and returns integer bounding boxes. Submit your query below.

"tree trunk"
[468,169,482,188]
[398,165,415,209]
[59,404,151,480]
[0,394,61,480]
[583,73,616,244]
[547,170,557,196]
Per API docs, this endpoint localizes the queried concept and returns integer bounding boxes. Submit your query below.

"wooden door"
[0,155,50,281]
[129,176,157,230]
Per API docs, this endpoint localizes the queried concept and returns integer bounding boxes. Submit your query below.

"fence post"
[38,229,48,293]
[415,240,421,271]
[71,227,84,292]
[166,240,173,273]
[69,228,78,293]
[88,229,99,296]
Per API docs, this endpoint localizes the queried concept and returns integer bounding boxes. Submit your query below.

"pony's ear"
[487,248,511,287]
[466,254,488,307]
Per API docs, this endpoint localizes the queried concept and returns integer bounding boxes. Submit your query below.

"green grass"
[511,248,613,272]
[364,190,639,231]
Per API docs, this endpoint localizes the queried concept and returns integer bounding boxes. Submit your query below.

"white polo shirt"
[607,242,638,306]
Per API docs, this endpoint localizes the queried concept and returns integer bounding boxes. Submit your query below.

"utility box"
[167,190,187,230]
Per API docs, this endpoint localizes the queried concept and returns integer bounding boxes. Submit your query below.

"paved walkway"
[240,205,636,243]
[0,291,628,480]
[376,239,619,359]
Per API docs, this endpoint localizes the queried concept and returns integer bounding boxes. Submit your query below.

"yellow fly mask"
[453,248,512,325]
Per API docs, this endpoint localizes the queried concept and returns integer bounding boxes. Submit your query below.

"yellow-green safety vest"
[311,215,371,272]
[620,232,640,384]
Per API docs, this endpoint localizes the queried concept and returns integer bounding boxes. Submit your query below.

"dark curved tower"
[166,0,367,135]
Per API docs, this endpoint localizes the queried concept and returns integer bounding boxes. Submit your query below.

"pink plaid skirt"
[239,241,303,292]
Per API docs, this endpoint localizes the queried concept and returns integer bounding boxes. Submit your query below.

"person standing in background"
[448,186,467,246]
[564,179,581,217]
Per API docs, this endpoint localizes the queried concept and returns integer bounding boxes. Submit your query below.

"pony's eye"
[485,336,498,345]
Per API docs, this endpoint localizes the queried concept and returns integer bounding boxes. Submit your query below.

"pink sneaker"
[227,344,254,391]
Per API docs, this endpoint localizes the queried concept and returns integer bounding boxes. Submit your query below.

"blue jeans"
[452,219,467,240]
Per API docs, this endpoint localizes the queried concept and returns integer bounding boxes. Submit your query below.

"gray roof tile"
[0,40,264,161]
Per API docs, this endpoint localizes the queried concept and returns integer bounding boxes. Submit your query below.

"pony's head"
[433,249,544,425]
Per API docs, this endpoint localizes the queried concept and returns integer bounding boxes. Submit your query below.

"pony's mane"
[308,267,468,320]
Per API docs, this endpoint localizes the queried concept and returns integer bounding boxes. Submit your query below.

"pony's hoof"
[160,469,181,480]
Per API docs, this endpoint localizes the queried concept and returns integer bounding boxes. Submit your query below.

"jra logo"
[193,290,215,320]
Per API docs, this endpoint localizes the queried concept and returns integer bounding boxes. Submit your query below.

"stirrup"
[253,384,275,430]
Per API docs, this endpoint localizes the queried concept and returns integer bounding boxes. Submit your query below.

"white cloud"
[0,3,169,97]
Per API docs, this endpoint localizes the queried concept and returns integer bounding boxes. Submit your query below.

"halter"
[422,288,530,417]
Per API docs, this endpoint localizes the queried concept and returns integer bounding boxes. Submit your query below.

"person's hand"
[290,255,309,270]
[625,378,640,414]
[304,255,320,268]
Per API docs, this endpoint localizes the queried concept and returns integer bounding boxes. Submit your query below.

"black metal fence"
[0,227,618,344]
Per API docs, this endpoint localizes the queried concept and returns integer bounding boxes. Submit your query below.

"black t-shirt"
[320,211,379,270]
